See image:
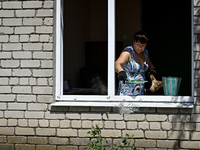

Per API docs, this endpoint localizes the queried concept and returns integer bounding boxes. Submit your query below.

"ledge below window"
[51,96,194,108]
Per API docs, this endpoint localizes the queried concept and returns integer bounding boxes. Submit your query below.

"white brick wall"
[0,0,200,150]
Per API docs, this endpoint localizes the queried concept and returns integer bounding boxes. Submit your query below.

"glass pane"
[115,0,141,95]
[63,0,108,95]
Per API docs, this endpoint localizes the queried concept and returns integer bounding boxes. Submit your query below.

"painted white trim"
[54,0,194,108]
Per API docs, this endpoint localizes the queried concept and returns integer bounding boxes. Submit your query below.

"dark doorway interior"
[141,0,192,96]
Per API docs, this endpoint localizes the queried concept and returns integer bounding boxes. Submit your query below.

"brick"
[19,78,28,85]
[0,52,11,59]
[196,123,200,131]
[101,130,121,137]
[36,128,56,136]
[191,132,200,140]
[33,86,52,94]
[78,130,91,137]
[28,137,47,144]
[21,60,40,68]
[127,121,137,129]
[58,146,78,150]
[29,78,37,85]
[0,10,14,17]
[0,27,13,34]
[19,35,29,42]
[33,52,53,59]
[0,35,9,42]
[0,69,11,76]
[28,103,47,111]
[0,103,7,110]
[161,122,172,130]
[15,144,35,150]
[0,119,7,126]
[70,138,89,146]
[0,127,14,135]
[15,27,34,34]
[145,131,167,139]
[36,145,56,150]
[82,121,92,128]
[39,120,49,127]
[0,136,6,143]
[66,113,80,119]
[72,120,81,128]
[16,10,35,17]
[43,43,53,50]
[157,140,179,148]
[107,114,123,120]
[3,18,22,26]
[57,129,77,137]
[3,2,21,9]
[60,120,70,128]
[12,69,32,76]
[139,122,149,130]
[44,18,53,25]
[0,86,11,93]
[49,137,69,145]
[168,131,190,140]
[181,141,200,149]
[150,122,161,130]
[50,120,59,127]
[23,43,42,50]
[17,95,36,102]
[8,103,26,110]
[37,95,53,103]
[18,119,28,127]
[5,111,23,119]
[13,52,32,59]
[1,60,19,68]
[146,115,167,122]
[173,123,184,130]
[122,130,144,138]
[0,78,9,85]
[45,111,65,119]
[44,1,54,8]
[37,78,48,85]
[169,115,190,122]
[8,119,17,126]
[10,35,19,42]
[33,69,53,77]
[30,34,39,42]
[7,136,26,144]
[3,43,21,51]
[39,35,50,42]
[81,113,101,120]
[135,139,156,148]
[104,121,114,129]
[36,9,53,17]
[0,94,15,102]
[124,114,145,121]
[23,1,43,8]
[12,86,31,94]
[25,111,44,119]
[28,120,38,127]
[0,144,14,150]
[36,26,53,34]
[23,18,42,25]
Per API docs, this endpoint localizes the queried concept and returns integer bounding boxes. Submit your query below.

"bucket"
[162,77,182,96]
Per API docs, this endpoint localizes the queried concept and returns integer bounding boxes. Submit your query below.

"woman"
[115,31,164,96]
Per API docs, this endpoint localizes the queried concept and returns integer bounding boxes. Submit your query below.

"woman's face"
[133,41,146,54]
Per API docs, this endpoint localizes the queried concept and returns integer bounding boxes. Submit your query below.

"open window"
[53,0,194,108]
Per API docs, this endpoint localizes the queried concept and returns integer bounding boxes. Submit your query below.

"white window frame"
[52,0,194,108]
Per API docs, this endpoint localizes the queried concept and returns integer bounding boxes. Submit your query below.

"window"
[53,0,194,108]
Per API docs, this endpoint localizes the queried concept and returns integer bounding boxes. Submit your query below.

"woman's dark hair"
[133,31,149,44]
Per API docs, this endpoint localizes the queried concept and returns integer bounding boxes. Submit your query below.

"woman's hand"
[149,74,165,92]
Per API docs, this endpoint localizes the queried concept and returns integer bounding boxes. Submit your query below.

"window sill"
[51,96,194,108]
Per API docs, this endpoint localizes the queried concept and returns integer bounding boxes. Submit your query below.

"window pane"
[63,0,108,95]
[115,0,141,95]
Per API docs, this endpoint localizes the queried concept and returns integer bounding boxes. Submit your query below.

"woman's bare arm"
[115,51,131,73]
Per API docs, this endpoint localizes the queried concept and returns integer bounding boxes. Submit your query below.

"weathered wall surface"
[0,0,200,150]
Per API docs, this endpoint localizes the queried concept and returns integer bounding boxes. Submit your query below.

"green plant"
[85,124,136,150]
